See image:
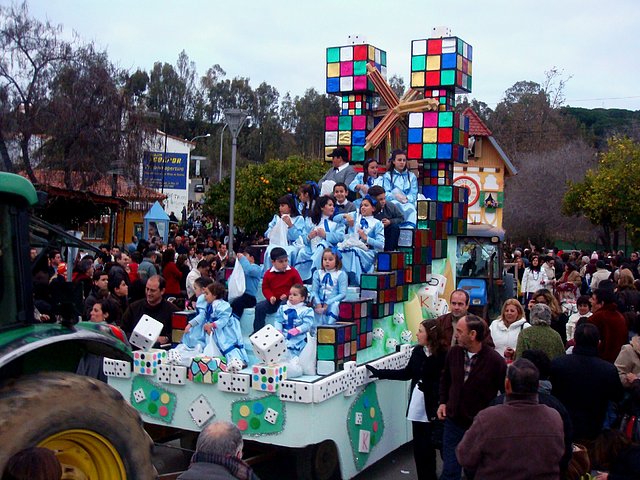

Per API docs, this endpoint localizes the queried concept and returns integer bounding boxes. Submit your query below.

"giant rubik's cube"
[324,42,387,163]
[408,32,472,257]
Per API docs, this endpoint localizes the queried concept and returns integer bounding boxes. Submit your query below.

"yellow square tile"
[426,55,441,71]
[423,128,437,143]
[327,63,340,78]
[411,72,425,87]
[338,131,352,145]
[457,55,463,70]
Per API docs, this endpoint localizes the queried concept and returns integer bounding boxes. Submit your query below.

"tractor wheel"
[0,372,157,479]
[296,440,340,480]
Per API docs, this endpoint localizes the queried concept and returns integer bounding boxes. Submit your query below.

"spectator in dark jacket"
[551,323,624,443]
[177,421,259,480]
[589,288,628,362]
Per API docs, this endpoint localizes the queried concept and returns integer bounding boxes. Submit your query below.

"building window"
[84,221,106,240]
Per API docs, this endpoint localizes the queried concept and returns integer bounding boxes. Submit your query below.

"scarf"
[190,452,260,480]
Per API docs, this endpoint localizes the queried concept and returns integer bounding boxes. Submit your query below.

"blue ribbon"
[324,219,330,233]
[360,217,369,229]
[363,194,377,206]
[322,272,334,287]
[330,246,342,260]
[367,176,374,186]
[284,308,298,331]
[305,180,319,198]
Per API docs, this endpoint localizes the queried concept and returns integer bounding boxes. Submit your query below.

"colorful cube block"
[326,44,387,95]
[410,37,472,93]
[133,348,167,375]
[251,364,287,392]
[188,356,226,384]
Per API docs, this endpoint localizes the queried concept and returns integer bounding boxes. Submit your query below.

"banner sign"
[142,151,188,190]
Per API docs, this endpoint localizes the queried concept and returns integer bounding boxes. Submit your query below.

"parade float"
[108,28,476,479]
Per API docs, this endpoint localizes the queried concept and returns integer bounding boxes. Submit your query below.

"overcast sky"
[23,0,640,110]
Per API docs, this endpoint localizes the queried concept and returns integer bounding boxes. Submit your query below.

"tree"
[41,44,154,188]
[455,96,493,123]
[503,139,598,247]
[204,156,327,233]
[0,2,74,179]
[293,88,339,158]
[562,137,640,250]
[489,69,579,157]
[389,74,405,99]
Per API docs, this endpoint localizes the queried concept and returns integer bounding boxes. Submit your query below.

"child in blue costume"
[184,282,248,365]
[381,149,418,228]
[180,276,214,350]
[294,196,345,281]
[263,194,305,273]
[311,248,348,327]
[230,246,263,320]
[297,181,319,219]
[274,284,314,357]
[334,196,385,285]
[349,158,383,207]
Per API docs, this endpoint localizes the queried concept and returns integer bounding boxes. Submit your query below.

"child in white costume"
[381,149,418,228]
[274,284,314,357]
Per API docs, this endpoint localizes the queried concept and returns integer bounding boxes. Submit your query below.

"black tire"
[296,440,340,480]
[0,372,157,479]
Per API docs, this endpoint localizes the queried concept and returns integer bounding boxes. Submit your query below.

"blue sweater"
[238,256,262,297]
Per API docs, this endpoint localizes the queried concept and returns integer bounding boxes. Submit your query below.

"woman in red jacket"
[161,249,182,298]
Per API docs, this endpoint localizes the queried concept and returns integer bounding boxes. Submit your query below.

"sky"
[20,0,640,111]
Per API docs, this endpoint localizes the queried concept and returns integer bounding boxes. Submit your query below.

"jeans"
[230,293,256,320]
[440,418,467,480]
[253,299,281,333]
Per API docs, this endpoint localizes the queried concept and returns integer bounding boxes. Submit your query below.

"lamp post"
[222,108,249,255]
[218,123,228,182]
[188,133,210,179]
[190,133,211,143]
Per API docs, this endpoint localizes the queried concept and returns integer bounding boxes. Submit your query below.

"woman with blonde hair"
[490,298,530,360]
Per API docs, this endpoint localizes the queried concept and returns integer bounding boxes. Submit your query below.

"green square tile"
[457,39,464,55]
[441,70,455,86]
[422,144,437,159]
[327,47,340,63]
[438,186,453,202]
[438,112,453,128]
[467,76,472,91]
[354,60,367,76]
[411,55,426,72]
[381,51,387,66]
[317,344,336,360]
[368,79,374,91]
[453,129,460,144]
[417,220,428,229]
[352,146,365,162]
[360,274,377,290]
[338,116,352,131]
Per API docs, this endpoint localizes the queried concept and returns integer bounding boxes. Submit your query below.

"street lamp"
[223,108,249,255]
[190,133,211,143]
[218,123,227,182]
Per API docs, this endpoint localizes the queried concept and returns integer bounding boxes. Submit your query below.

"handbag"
[227,259,245,302]
[565,443,590,480]
[268,216,289,247]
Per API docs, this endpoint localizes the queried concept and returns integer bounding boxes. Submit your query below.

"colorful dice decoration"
[188,356,227,384]
[341,94,372,115]
[339,299,373,350]
[251,364,287,392]
[326,44,387,95]
[133,349,167,376]
[410,37,472,93]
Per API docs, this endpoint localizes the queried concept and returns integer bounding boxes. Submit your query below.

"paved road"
[154,439,440,479]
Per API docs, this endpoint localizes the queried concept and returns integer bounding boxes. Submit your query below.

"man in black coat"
[551,323,623,443]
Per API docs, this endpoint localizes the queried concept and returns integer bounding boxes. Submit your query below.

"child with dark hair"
[253,247,303,333]
[566,295,592,341]
[263,194,305,273]
[183,282,248,365]
[275,284,314,358]
[334,195,385,285]
[381,149,418,228]
[294,196,345,281]
[297,181,319,218]
[3,447,62,480]
[349,158,382,205]
[332,182,356,216]
[311,248,348,327]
